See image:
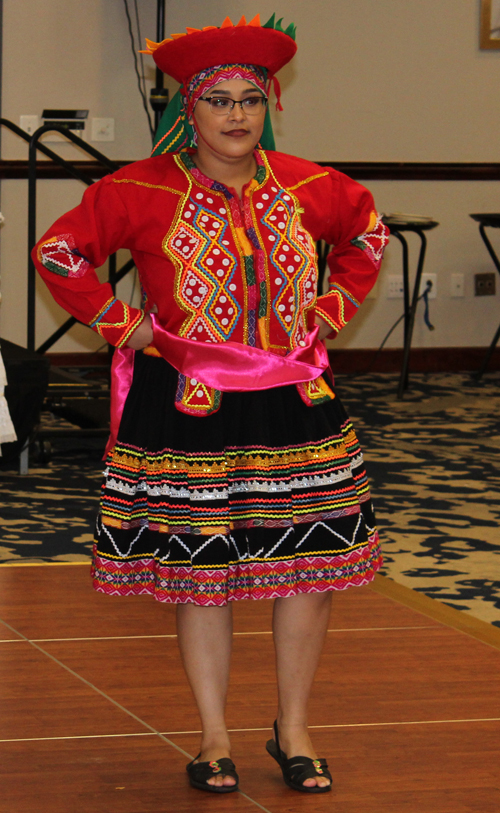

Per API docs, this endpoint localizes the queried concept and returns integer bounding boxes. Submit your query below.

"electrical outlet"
[419,273,437,299]
[474,272,496,296]
[387,275,404,298]
[20,115,39,135]
[91,118,115,142]
[450,273,464,297]
[41,126,87,143]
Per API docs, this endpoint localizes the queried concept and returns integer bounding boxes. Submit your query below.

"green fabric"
[179,151,197,171]
[151,88,276,156]
[244,255,256,285]
[260,106,276,151]
[151,90,196,156]
[262,12,296,41]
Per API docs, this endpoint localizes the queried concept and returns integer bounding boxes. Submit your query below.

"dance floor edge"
[0,565,499,813]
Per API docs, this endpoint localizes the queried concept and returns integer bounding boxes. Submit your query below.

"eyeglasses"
[198,96,268,116]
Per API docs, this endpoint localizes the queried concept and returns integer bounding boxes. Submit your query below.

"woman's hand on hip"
[126,313,154,350]
[315,316,333,342]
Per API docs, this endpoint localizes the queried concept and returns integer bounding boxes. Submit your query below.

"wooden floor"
[1,566,499,813]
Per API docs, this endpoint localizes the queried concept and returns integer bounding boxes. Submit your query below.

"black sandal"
[186,753,239,794]
[266,720,332,794]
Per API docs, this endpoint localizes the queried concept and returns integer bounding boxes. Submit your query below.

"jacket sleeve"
[32,175,145,347]
[314,170,389,337]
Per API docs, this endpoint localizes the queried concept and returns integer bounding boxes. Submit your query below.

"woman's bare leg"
[176,603,235,788]
[272,590,333,789]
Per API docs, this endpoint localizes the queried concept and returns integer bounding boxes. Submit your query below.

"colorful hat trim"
[141,14,297,85]
[186,64,268,118]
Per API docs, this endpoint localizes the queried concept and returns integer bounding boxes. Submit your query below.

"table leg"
[397,229,428,399]
[475,322,500,379]
[475,224,500,378]
[392,231,411,345]
[479,224,500,275]
[18,445,29,476]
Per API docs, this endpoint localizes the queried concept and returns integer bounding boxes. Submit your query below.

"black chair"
[382,217,439,397]
[0,338,50,465]
[317,216,439,397]
[469,213,500,378]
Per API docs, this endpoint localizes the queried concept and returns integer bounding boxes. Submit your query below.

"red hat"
[142,14,297,84]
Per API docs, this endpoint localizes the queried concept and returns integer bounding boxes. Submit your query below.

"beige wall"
[1,0,500,351]
[1,0,157,161]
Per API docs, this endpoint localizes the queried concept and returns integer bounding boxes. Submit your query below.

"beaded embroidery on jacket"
[162,149,334,414]
[38,233,91,278]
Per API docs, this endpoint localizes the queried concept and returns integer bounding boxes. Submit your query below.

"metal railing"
[1,118,136,352]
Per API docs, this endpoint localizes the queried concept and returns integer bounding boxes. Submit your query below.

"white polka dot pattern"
[165,163,318,354]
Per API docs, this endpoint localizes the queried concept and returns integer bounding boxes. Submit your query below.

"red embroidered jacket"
[34,149,388,414]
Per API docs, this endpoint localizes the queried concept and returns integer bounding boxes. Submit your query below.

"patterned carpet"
[0,424,102,564]
[338,371,500,628]
[1,371,499,626]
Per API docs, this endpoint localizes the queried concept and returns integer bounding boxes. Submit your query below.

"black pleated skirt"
[92,352,382,605]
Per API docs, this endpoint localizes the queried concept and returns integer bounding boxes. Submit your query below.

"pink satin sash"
[104,317,329,456]
[105,345,136,456]
[150,314,328,391]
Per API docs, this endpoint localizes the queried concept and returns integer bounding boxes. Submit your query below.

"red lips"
[223,129,250,137]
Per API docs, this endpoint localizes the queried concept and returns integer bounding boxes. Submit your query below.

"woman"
[34,14,389,795]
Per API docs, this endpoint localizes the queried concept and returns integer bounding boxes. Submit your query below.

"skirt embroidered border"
[92,530,382,606]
